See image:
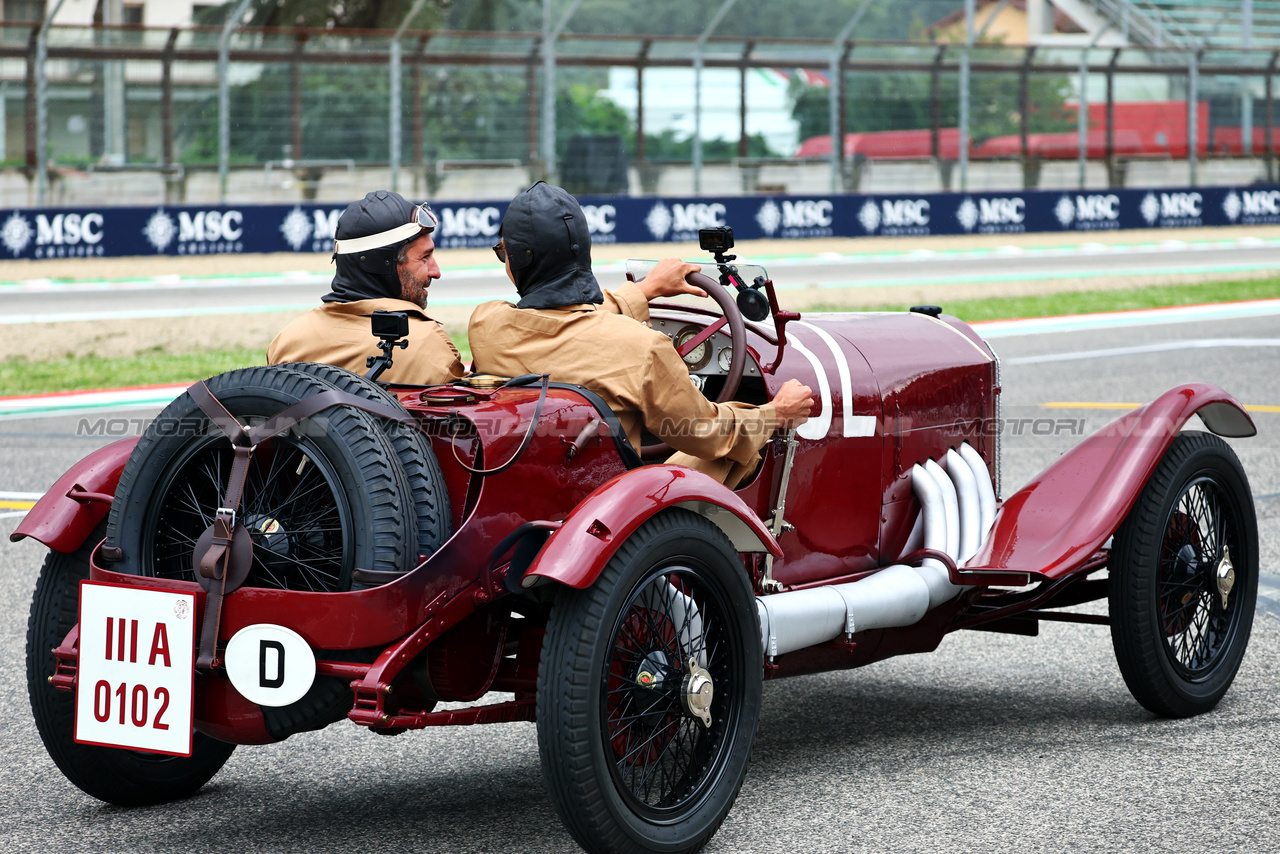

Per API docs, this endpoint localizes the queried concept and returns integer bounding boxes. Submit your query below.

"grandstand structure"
[0,0,1276,206]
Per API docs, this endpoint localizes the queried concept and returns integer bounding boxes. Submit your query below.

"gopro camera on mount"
[365,310,410,382]
[698,226,734,256]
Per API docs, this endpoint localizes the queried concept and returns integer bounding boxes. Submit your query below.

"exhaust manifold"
[756,442,996,658]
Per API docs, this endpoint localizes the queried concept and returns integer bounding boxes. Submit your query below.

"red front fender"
[8,437,138,552]
[969,383,1255,579]
[522,464,782,590]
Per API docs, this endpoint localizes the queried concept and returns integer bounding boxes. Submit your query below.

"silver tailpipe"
[756,442,997,658]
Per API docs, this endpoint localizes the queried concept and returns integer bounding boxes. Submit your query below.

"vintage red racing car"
[17,244,1260,854]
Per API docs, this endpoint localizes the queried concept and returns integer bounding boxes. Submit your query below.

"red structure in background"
[792,101,1273,161]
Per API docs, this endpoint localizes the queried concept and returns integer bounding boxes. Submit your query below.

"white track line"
[976,299,1280,338]
[1006,338,1280,364]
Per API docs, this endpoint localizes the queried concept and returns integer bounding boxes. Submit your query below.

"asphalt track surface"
[1,314,1278,853]
[4,235,1280,320]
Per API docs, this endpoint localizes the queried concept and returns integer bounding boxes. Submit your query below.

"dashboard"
[650,317,761,380]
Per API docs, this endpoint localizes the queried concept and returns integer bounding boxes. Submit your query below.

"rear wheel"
[537,509,761,854]
[26,526,235,805]
[1109,431,1258,718]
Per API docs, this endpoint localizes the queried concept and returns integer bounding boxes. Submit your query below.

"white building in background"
[603,67,802,157]
[3,0,211,26]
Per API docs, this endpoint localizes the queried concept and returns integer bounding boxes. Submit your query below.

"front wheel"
[26,527,236,805]
[1109,431,1258,718]
[536,509,762,854]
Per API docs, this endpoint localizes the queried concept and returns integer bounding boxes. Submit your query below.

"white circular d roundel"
[224,624,317,707]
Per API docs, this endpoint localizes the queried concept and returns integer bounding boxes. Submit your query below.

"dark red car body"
[13,300,1255,744]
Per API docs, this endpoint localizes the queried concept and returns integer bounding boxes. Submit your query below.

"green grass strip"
[0,334,475,398]
[4,278,1278,397]
[808,275,1280,321]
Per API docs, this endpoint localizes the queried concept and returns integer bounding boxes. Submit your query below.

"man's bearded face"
[397,232,439,308]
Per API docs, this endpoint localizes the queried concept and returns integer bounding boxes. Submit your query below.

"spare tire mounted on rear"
[104,365,450,593]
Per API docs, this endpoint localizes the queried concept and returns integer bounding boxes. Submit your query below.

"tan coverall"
[267,298,465,386]
[469,283,777,487]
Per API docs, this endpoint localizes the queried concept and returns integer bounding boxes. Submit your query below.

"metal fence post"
[389,0,428,194]
[1189,49,1200,186]
[540,0,584,184]
[35,0,67,207]
[829,0,876,193]
[693,0,740,195]
[218,0,255,204]
[959,0,973,192]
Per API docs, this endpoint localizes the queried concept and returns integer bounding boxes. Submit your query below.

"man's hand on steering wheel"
[636,258,706,300]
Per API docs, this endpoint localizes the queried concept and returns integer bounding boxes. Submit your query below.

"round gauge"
[673,325,712,371]
[717,347,734,372]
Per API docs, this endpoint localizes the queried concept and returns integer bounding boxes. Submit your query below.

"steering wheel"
[641,270,748,460]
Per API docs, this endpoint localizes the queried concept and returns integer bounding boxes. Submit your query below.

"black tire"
[26,526,236,806]
[536,509,761,854]
[103,365,418,738]
[104,365,417,591]
[1109,431,1258,718]
[273,362,452,561]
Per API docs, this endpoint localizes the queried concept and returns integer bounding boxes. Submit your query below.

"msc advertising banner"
[3,184,1279,260]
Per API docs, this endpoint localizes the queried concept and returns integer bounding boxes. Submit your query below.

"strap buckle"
[215,507,237,529]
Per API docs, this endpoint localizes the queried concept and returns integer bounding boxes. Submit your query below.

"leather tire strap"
[185,381,426,671]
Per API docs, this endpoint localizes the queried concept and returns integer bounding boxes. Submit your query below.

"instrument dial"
[717,347,734,372]
[673,326,712,371]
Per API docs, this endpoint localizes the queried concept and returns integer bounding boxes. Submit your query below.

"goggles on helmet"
[334,202,437,256]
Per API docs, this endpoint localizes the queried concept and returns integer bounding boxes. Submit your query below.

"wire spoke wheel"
[603,567,733,816]
[537,509,761,854]
[1110,431,1258,718]
[144,435,354,592]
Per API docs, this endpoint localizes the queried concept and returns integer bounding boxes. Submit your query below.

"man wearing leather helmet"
[469,182,813,487]
[268,189,465,385]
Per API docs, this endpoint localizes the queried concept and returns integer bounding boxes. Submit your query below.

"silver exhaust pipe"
[756,442,995,658]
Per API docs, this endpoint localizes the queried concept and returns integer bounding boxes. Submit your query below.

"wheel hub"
[247,514,293,563]
[681,656,714,729]
[1216,546,1236,610]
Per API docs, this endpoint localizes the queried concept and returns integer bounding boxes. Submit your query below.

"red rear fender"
[522,465,782,590]
[969,384,1254,579]
[8,438,138,552]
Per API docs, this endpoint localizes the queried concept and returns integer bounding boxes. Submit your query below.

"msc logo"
[36,212,104,246]
[1243,190,1280,215]
[1161,192,1201,218]
[1054,194,1120,229]
[672,203,726,233]
[645,201,726,240]
[144,208,245,254]
[980,197,1025,224]
[757,199,834,237]
[957,197,1025,232]
[435,206,501,247]
[782,200,834,229]
[582,204,616,235]
[179,210,243,243]
[438,206,500,238]
[860,198,930,234]
[1140,192,1202,225]
[1225,189,1280,222]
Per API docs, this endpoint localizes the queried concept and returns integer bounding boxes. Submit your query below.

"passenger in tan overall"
[469,182,813,487]
[268,190,466,385]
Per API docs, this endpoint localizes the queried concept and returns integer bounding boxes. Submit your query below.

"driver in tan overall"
[268,190,466,385]
[468,182,813,487]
